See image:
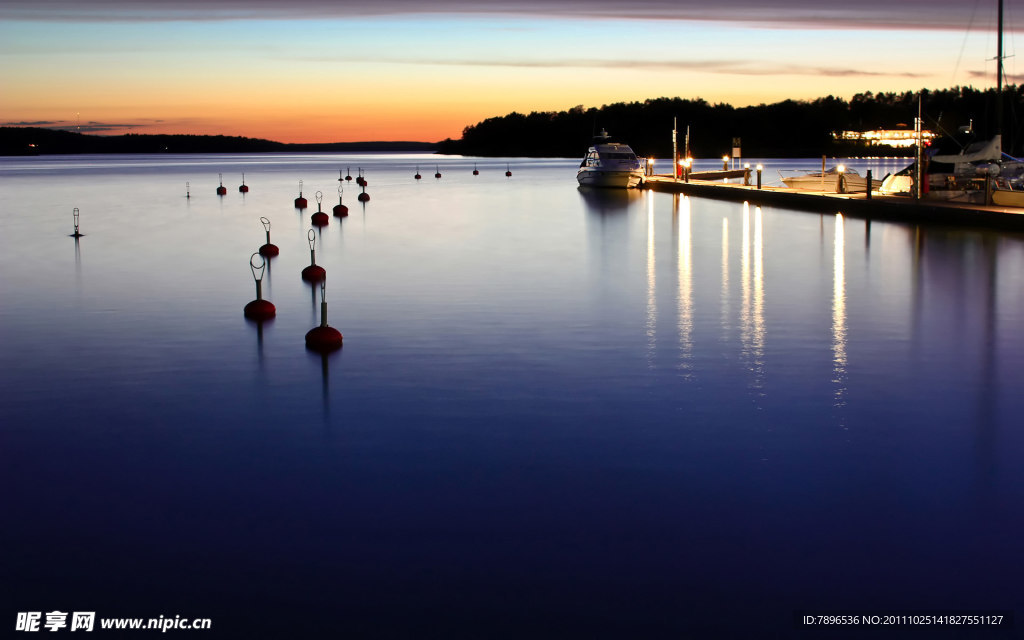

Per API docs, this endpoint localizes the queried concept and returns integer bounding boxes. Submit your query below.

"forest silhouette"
[3,86,1021,158]
[438,86,1024,158]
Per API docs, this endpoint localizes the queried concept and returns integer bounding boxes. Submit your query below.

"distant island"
[0,128,437,156]
[4,85,1020,159]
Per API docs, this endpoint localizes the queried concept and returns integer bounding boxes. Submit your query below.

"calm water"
[2,153,1022,638]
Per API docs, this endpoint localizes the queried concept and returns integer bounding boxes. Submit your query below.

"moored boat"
[779,166,871,193]
[577,129,644,189]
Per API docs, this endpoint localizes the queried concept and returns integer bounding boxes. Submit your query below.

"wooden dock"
[642,176,1024,232]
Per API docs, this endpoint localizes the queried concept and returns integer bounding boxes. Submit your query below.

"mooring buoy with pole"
[305,280,343,352]
[301,228,326,282]
[259,217,279,257]
[244,252,276,320]
[312,190,329,227]
[217,173,227,195]
[333,186,349,217]
[295,180,308,209]
[69,207,84,238]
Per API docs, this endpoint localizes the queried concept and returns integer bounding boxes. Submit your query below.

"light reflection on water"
[1,153,1023,637]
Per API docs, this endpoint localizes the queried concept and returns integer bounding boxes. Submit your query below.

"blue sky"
[1,0,1018,141]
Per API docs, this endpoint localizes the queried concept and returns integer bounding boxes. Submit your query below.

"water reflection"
[646,193,657,365]
[673,195,693,376]
[721,218,730,337]
[832,214,848,411]
[577,186,636,214]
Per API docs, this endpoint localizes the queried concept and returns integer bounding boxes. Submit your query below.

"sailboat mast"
[997,0,1004,139]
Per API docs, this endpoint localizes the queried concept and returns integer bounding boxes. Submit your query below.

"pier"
[642,175,1024,231]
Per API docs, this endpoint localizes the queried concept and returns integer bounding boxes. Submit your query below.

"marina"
[643,173,1024,230]
[2,152,1023,638]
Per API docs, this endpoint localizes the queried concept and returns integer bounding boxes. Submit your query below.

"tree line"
[0,128,436,156]
[436,86,1024,158]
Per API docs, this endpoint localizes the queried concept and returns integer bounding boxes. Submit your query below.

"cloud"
[294,54,927,78]
[0,0,1013,31]
[1,120,161,133]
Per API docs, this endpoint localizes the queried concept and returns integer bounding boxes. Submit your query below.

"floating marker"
[244,253,276,320]
[305,281,343,352]
[338,169,345,182]
[473,163,479,176]
[345,167,352,182]
[295,180,308,209]
[217,173,227,195]
[356,168,366,187]
[333,187,349,217]
[311,191,329,227]
[415,165,422,180]
[301,229,326,282]
[69,207,84,238]
[239,173,249,193]
[505,163,512,177]
[434,165,441,179]
[186,181,191,199]
[357,183,370,202]
[258,216,279,257]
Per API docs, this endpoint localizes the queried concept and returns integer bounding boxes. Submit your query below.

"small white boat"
[577,129,644,189]
[779,166,871,193]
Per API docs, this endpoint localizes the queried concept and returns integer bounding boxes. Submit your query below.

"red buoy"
[434,165,442,179]
[302,264,326,282]
[473,163,479,175]
[295,180,308,209]
[414,165,421,180]
[505,163,512,177]
[357,190,370,202]
[244,298,276,320]
[305,282,342,352]
[306,325,342,351]
[239,173,249,193]
[301,229,326,282]
[356,168,366,187]
[258,216,279,257]
[345,167,352,182]
[217,173,227,195]
[311,191,329,227]
[244,253,276,320]
[333,187,349,217]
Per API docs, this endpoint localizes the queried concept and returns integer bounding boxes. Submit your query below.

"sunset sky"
[1,0,1020,143]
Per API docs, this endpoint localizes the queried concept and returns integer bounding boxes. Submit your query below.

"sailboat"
[880,0,1023,205]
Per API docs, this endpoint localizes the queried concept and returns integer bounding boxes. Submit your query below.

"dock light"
[680,158,692,182]
[723,155,729,170]
[756,164,763,190]
[836,165,846,193]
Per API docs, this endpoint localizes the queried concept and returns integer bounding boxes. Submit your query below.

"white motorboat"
[779,166,871,193]
[577,129,644,188]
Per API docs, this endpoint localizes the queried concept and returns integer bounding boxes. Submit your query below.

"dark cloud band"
[0,0,1013,31]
